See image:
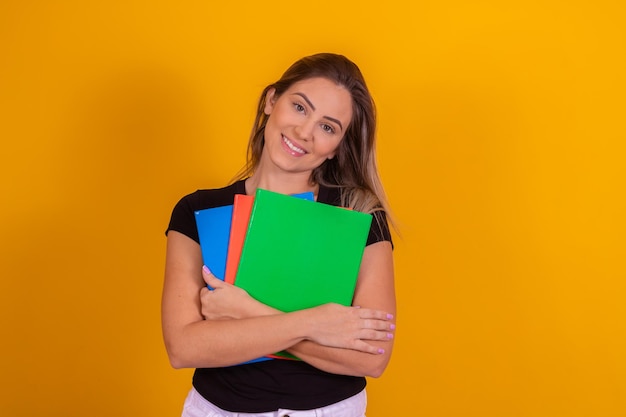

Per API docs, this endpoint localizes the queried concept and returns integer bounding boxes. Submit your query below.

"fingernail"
[354,306,361,309]
[390,324,396,330]
[386,313,394,320]
[203,265,211,274]
[378,348,385,354]
[387,333,394,339]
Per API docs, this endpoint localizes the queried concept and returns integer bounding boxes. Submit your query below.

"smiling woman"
[259,77,352,178]
[162,53,396,417]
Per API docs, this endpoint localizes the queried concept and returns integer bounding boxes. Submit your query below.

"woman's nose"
[295,119,315,141]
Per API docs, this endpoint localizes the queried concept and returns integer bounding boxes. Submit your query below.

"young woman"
[163,53,396,417]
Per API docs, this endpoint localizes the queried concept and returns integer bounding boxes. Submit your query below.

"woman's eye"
[321,124,335,134]
[293,103,305,113]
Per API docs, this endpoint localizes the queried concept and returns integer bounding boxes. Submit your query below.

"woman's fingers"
[305,304,395,353]
[201,265,224,290]
[354,305,393,321]
[342,330,391,354]
[358,327,394,342]
[350,339,387,355]
[361,318,396,333]
[352,306,396,332]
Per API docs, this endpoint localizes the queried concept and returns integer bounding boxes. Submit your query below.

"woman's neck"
[245,171,318,198]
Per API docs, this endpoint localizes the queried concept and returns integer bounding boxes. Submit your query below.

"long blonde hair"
[235,53,393,223]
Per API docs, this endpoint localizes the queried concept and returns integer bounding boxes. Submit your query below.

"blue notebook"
[194,205,233,281]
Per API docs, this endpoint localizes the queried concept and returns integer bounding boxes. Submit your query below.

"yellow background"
[1,1,624,416]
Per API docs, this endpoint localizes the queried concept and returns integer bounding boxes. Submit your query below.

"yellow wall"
[1,1,624,416]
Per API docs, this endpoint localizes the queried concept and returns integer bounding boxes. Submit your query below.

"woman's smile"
[281,134,307,157]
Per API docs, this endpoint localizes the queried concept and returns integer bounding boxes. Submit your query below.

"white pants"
[182,387,367,417]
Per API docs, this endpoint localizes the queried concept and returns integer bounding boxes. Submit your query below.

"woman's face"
[260,77,353,177]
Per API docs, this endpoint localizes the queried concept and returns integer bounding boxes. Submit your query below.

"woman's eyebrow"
[293,92,344,131]
[294,92,316,110]
[323,116,343,131]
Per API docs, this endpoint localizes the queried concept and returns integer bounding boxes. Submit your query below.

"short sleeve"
[366,209,393,247]
[164,181,245,244]
[166,194,201,243]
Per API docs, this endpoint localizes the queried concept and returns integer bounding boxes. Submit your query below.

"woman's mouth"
[282,135,307,156]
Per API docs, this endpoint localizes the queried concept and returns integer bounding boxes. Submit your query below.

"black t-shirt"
[166,180,392,412]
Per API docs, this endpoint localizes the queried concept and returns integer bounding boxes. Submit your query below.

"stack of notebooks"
[194,188,372,363]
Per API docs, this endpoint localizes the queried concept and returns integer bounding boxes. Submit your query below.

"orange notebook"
[224,194,254,284]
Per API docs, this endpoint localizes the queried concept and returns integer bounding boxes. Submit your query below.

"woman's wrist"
[242,297,281,318]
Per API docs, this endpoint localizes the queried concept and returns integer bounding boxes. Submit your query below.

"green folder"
[234,188,373,313]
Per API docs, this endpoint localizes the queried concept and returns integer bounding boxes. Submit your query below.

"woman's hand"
[200,266,394,354]
[303,303,394,355]
[199,266,267,320]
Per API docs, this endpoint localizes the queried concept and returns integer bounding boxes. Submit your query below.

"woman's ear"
[264,88,277,115]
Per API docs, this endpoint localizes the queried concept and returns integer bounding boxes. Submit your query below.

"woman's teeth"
[283,136,306,154]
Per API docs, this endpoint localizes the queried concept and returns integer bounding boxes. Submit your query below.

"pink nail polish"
[387,333,393,339]
[378,348,385,354]
[390,324,396,330]
[386,313,394,320]
[203,265,211,274]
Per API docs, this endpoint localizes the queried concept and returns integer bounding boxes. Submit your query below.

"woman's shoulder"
[317,183,341,206]
[177,180,246,211]
[166,180,246,241]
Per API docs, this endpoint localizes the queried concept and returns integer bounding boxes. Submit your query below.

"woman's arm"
[286,241,396,377]
[199,240,396,377]
[161,231,394,369]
